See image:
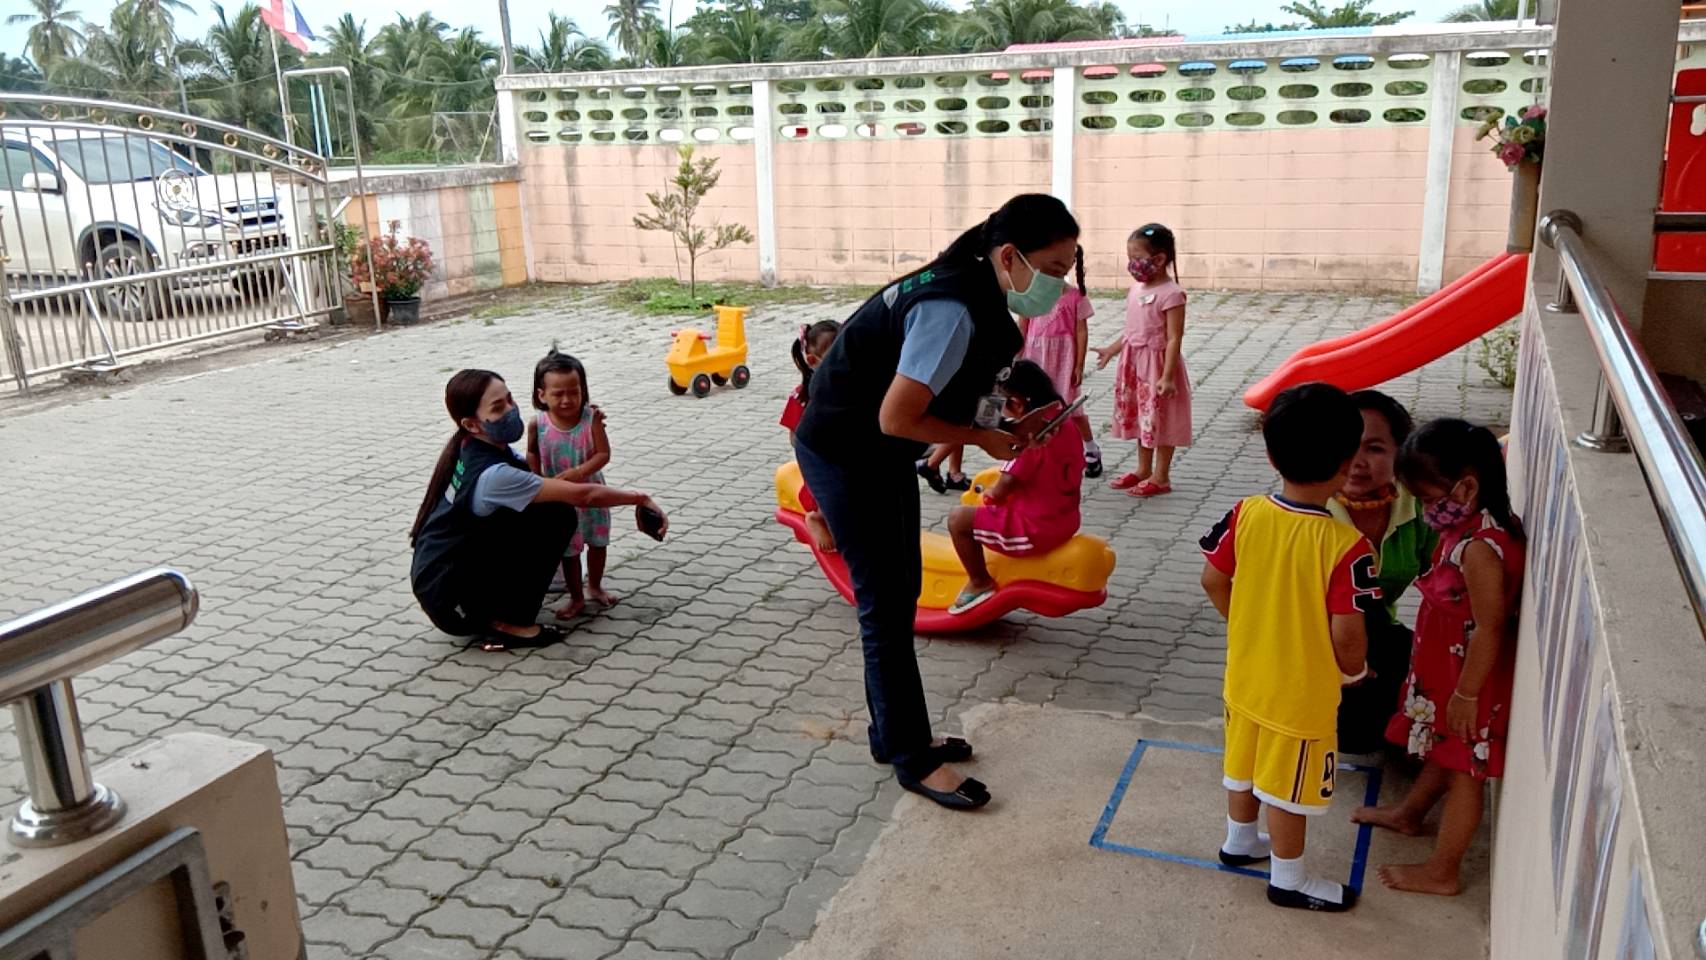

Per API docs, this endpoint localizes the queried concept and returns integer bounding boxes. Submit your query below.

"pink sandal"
[1109,472,1148,490]
[1129,480,1172,498]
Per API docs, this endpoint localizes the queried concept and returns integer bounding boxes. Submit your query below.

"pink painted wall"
[520,128,1512,292]
[772,136,1053,285]
[524,144,760,284]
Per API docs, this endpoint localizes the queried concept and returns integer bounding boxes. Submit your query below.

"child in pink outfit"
[1020,244,1101,479]
[945,360,1085,615]
[1095,222,1191,497]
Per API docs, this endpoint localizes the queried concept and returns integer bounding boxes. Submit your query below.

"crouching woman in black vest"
[410,369,667,651]
[793,194,1081,809]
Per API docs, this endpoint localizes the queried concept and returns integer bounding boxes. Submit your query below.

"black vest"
[409,437,533,634]
[795,260,1022,465]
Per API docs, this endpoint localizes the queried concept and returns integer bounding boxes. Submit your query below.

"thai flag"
[261,0,317,53]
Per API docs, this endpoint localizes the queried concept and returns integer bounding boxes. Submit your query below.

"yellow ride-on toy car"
[667,305,751,398]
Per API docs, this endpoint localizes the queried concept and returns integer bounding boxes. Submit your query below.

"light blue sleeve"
[471,464,545,517]
[896,300,974,396]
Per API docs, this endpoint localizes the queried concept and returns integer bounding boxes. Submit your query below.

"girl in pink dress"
[1353,420,1525,898]
[526,349,616,620]
[1094,223,1190,497]
[944,361,1084,615]
[1019,245,1100,478]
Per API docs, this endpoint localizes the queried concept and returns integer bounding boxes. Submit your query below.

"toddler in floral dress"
[1094,223,1190,497]
[527,348,616,620]
[1354,419,1525,898]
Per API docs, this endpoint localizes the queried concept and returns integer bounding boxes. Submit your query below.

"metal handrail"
[0,569,198,846]
[1538,211,1706,630]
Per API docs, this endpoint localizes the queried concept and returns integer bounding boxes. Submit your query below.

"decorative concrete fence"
[496,25,1600,294]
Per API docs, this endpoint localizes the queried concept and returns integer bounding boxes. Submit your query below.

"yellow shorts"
[1222,708,1337,816]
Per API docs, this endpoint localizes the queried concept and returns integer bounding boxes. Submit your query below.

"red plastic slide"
[1242,252,1529,411]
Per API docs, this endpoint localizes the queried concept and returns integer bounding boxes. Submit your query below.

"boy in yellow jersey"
[1199,383,1381,912]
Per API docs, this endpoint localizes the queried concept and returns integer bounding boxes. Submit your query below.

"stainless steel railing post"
[0,569,198,847]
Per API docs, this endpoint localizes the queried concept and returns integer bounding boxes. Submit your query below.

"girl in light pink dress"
[1019,245,1101,479]
[1094,223,1191,497]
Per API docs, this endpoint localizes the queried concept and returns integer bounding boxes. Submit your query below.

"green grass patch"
[607,278,879,314]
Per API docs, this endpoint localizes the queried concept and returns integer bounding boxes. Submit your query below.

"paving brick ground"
[0,287,1511,958]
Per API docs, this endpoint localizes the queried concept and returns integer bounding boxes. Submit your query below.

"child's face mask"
[1128,255,1163,283]
[1422,482,1475,531]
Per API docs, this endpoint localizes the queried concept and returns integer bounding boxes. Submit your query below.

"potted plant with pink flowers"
[1478,104,1547,252]
[352,221,435,325]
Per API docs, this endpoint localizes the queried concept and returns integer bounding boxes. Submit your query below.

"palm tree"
[1280,0,1412,27]
[315,14,380,149]
[687,1,785,63]
[7,0,86,67]
[515,13,612,72]
[642,24,691,66]
[789,0,944,59]
[180,3,298,138]
[0,54,44,92]
[604,0,660,64]
[961,0,1102,51]
[50,3,182,106]
[1443,0,1518,21]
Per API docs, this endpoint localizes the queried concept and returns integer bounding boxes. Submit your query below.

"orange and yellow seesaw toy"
[774,463,1117,633]
[667,304,750,398]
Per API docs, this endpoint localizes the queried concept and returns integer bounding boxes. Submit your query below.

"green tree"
[787,0,946,60]
[1443,0,1518,21]
[315,14,381,151]
[681,0,785,64]
[960,0,1105,51]
[0,54,44,92]
[180,2,299,137]
[515,13,611,71]
[604,0,660,64]
[7,0,86,67]
[642,24,691,67]
[633,145,754,299]
[1279,0,1412,27]
[49,2,183,106]
[1223,19,1300,32]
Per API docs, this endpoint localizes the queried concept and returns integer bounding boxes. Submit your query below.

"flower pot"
[385,296,421,325]
[1507,160,1542,254]
[342,294,375,326]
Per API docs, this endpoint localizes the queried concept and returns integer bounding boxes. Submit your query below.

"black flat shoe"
[896,770,990,810]
[943,472,972,492]
[916,459,947,494]
[1267,883,1358,912]
[930,737,974,764]
[1084,454,1104,479]
[479,625,565,652]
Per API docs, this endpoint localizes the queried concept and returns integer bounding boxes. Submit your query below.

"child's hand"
[975,428,1023,461]
[1071,366,1083,388]
[556,467,583,482]
[1156,379,1177,399]
[589,404,607,428]
[1446,692,1478,741]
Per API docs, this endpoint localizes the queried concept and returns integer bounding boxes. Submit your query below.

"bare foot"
[587,587,621,608]
[919,764,967,792]
[804,512,837,554]
[1378,862,1461,896]
[555,599,587,620]
[1352,804,1425,836]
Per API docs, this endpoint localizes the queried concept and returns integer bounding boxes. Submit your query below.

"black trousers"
[445,501,578,634]
[795,440,936,780]
[1336,613,1413,754]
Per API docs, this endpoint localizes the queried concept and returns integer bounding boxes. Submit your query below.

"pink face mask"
[1422,494,1476,532]
[1128,257,1162,283]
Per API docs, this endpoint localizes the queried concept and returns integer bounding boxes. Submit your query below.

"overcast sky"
[3,0,1468,63]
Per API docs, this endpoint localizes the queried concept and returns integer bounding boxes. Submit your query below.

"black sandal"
[915,459,947,494]
[944,472,972,492]
[478,625,565,652]
[896,769,990,810]
[930,737,974,764]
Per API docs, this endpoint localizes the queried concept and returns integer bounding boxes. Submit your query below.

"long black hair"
[999,359,1065,414]
[1072,244,1086,295]
[1398,418,1523,535]
[1131,223,1179,284]
[532,344,590,412]
[411,369,502,544]
[791,320,841,405]
[928,193,1081,277]
[1349,389,1415,445]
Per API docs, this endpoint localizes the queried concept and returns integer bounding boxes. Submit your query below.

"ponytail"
[793,320,841,404]
[1073,244,1086,295]
[410,369,503,544]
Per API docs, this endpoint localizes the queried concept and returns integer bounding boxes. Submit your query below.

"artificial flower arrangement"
[1478,104,1546,169]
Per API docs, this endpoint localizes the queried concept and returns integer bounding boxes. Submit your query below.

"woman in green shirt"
[1329,390,1438,754]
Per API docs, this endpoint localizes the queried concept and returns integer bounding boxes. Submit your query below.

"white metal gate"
[0,94,343,393]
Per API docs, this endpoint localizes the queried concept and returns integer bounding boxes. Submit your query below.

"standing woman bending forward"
[410,369,667,652]
[793,194,1082,809]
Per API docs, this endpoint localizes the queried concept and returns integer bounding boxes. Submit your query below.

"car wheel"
[94,238,158,323]
[691,373,713,398]
[668,376,687,396]
[711,373,728,386]
[731,365,751,388]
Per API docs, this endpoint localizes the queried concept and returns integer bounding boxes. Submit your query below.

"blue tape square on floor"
[1088,738,1382,893]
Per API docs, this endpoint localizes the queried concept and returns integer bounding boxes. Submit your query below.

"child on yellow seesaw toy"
[782,320,842,553]
[945,360,1084,615]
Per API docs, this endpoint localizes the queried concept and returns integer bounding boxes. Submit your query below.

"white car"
[0,126,291,322]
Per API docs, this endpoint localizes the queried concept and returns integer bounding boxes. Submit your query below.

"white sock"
[1084,439,1101,456]
[1222,817,1270,856]
[1269,854,1345,904]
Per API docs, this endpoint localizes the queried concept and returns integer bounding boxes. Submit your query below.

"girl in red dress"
[783,321,841,552]
[1353,419,1525,896]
